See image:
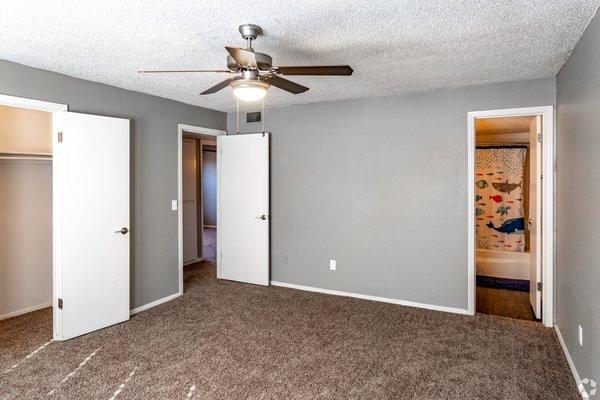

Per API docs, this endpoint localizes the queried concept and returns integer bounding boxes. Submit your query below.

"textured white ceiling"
[1,1,598,112]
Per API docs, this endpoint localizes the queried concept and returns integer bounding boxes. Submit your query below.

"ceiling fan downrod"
[238,23,262,50]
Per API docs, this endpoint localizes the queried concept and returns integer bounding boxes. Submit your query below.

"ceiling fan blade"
[263,75,309,94]
[138,69,233,73]
[274,65,353,76]
[225,46,258,69]
[200,77,239,95]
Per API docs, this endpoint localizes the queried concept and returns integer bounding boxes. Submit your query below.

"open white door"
[529,115,542,319]
[53,111,130,340]
[217,133,269,286]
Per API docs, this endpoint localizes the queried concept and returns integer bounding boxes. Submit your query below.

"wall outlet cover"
[171,200,178,211]
[329,259,336,271]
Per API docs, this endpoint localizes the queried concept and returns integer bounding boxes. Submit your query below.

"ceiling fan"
[138,24,353,102]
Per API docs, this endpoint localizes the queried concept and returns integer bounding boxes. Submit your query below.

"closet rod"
[0,156,52,161]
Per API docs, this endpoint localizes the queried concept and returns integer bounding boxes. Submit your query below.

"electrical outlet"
[578,324,583,346]
[171,200,178,211]
[283,255,289,265]
[329,259,336,271]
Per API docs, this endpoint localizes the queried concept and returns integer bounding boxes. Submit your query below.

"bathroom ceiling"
[0,1,598,112]
[476,116,535,135]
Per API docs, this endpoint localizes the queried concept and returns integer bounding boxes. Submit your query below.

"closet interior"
[0,104,53,322]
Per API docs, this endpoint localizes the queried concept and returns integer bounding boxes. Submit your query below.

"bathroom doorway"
[467,106,554,327]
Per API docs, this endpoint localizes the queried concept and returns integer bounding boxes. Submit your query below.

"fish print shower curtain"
[475,148,526,252]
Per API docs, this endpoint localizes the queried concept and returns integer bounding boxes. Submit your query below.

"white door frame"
[177,124,225,295]
[467,105,554,327]
[0,93,68,340]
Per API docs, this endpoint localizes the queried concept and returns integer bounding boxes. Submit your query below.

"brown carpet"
[202,227,216,262]
[0,263,578,399]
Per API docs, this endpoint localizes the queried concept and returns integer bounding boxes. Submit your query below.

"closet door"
[53,111,129,340]
[182,139,199,264]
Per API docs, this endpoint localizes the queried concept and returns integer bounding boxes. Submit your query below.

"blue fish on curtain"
[487,218,525,234]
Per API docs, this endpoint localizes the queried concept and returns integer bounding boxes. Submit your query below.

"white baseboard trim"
[130,292,181,316]
[0,302,52,321]
[270,281,470,315]
[555,325,587,399]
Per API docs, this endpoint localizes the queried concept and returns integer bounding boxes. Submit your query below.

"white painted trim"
[0,93,67,112]
[130,292,181,315]
[467,113,476,315]
[0,302,52,321]
[52,114,61,340]
[467,106,555,327]
[179,124,225,137]
[271,281,471,315]
[177,124,225,296]
[555,325,588,399]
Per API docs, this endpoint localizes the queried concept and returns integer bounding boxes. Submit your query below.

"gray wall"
[556,10,600,384]
[0,60,226,309]
[202,149,217,227]
[228,79,556,310]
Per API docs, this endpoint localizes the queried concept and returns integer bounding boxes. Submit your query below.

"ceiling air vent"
[246,111,262,123]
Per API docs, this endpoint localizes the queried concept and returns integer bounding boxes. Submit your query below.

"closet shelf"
[0,151,52,160]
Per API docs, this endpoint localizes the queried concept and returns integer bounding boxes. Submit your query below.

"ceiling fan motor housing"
[227,53,272,72]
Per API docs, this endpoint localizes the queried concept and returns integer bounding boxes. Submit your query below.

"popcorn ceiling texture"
[0,0,598,112]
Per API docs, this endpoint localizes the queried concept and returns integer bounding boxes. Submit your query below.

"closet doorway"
[0,103,54,331]
[0,94,131,341]
[467,106,554,327]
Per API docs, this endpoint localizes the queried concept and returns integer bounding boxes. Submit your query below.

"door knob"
[116,227,129,234]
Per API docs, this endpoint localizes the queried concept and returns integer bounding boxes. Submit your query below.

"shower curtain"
[475,147,526,252]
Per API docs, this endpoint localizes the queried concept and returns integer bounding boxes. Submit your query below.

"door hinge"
[537,133,542,143]
[58,131,63,143]
[58,298,63,309]
[537,282,543,292]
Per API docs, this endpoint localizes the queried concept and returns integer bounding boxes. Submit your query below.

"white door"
[217,133,269,285]
[529,115,542,319]
[53,111,130,340]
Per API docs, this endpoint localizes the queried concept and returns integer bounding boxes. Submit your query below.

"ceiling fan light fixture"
[230,80,270,102]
